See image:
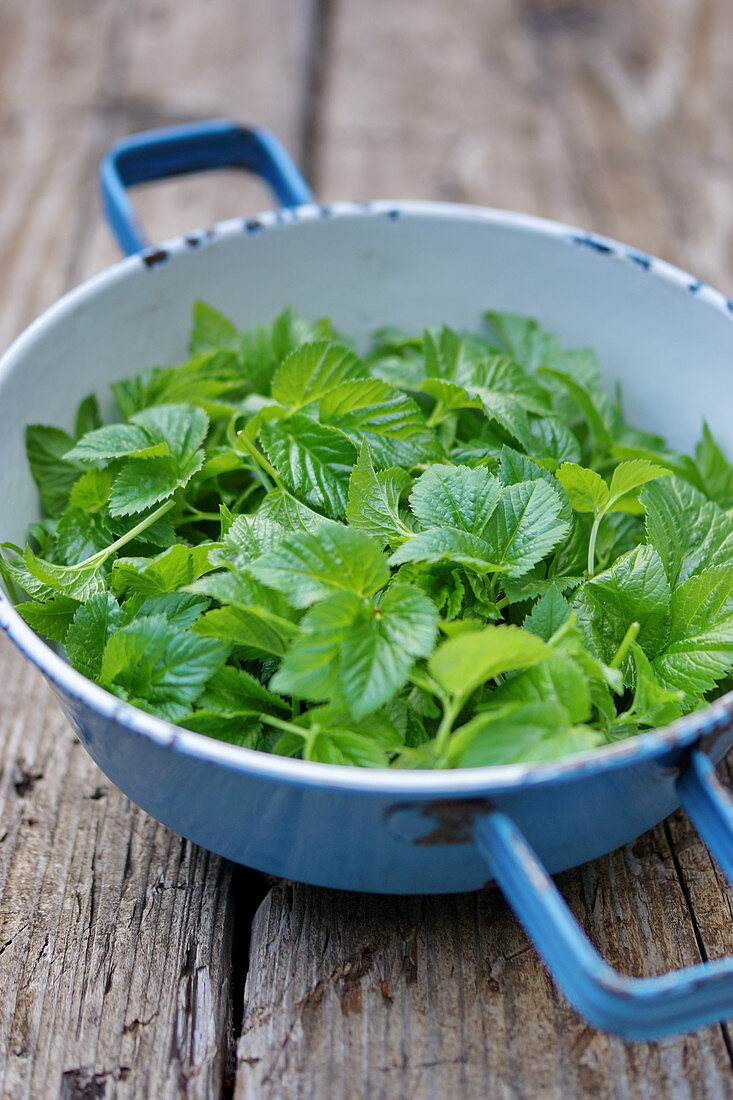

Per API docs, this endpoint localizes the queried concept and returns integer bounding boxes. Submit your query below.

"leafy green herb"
[5,304,733,769]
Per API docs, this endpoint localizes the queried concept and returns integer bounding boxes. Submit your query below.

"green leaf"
[556,463,609,514]
[607,459,669,509]
[66,592,122,679]
[176,709,264,747]
[319,378,433,468]
[499,448,572,524]
[209,514,286,571]
[338,583,438,718]
[258,489,325,532]
[539,367,612,450]
[113,351,242,418]
[26,425,83,516]
[573,545,671,665]
[22,545,107,601]
[290,704,404,766]
[447,703,601,768]
[111,543,216,595]
[484,312,557,372]
[409,464,501,536]
[388,527,495,570]
[65,423,168,464]
[406,563,465,618]
[54,509,111,565]
[651,563,733,695]
[501,574,583,606]
[271,592,363,702]
[695,423,733,508]
[422,327,466,381]
[186,569,265,606]
[271,340,361,410]
[489,653,592,725]
[619,643,684,728]
[641,476,733,587]
[421,378,481,412]
[523,587,572,641]
[198,665,288,714]
[74,394,102,439]
[16,595,80,643]
[259,414,356,518]
[346,442,412,543]
[194,604,295,659]
[273,584,437,718]
[391,480,567,577]
[248,522,389,607]
[1,544,57,600]
[526,418,581,471]
[130,404,209,463]
[472,355,549,412]
[319,378,426,449]
[654,624,733,697]
[482,480,569,577]
[121,591,210,629]
[471,386,533,450]
[428,624,549,700]
[108,449,204,517]
[189,301,241,354]
[68,469,113,513]
[669,562,733,636]
[100,613,229,721]
[271,307,337,361]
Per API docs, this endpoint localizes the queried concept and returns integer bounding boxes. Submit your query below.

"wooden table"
[2,1,733,1095]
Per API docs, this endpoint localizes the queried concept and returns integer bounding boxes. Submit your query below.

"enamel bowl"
[2,121,733,1038]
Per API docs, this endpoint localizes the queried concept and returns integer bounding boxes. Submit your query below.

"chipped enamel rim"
[1,199,732,796]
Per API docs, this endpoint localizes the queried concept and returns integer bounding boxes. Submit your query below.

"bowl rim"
[1,197,732,796]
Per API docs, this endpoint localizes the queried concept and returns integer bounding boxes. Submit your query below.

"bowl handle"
[99,119,314,256]
[475,748,733,1040]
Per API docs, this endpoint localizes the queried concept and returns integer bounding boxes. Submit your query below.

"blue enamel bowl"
[2,121,733,1039]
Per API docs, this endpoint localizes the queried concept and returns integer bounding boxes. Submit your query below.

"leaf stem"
[610,621,640,669]
[587,514,602,576]
[426,401,446,429]
[260,713,306,736]
[38,499,177,574]
[236,434,285,491]
[177,508,223,524]
[432,696,463,758]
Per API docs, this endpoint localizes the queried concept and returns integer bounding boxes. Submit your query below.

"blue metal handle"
[476,749,733,1040]
[99,119,314,256]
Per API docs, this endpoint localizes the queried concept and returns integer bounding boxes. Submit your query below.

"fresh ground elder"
[3,305,733,768]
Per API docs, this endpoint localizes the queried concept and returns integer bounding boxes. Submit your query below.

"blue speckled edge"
[2,198,733,796]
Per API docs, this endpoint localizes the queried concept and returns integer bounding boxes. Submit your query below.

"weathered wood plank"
[237,1,733,1096]
[79,0,317,279]
[0,0,312,1094]
[0,633,238,1100]
[237,830,733,1099]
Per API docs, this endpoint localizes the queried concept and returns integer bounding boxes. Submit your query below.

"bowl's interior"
[1,203,731,547]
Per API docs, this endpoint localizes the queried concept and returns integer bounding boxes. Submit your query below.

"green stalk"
[40,498,176,573]
[236,434,285,491]
[587,514,602,576]
[177,508,223,524]
[432,695,463,759]
[425,401,446,429]
[610,621,640,669]
[260,713,306,737]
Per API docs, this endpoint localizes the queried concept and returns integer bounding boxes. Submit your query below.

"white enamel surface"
[1,201,733,796]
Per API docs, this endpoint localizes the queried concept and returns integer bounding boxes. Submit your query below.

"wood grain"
[3,0,733,1096]
[0,636,236,1100]
[0,0,309,1095]
[235,1,733,1096]
[236,828,733,1099]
